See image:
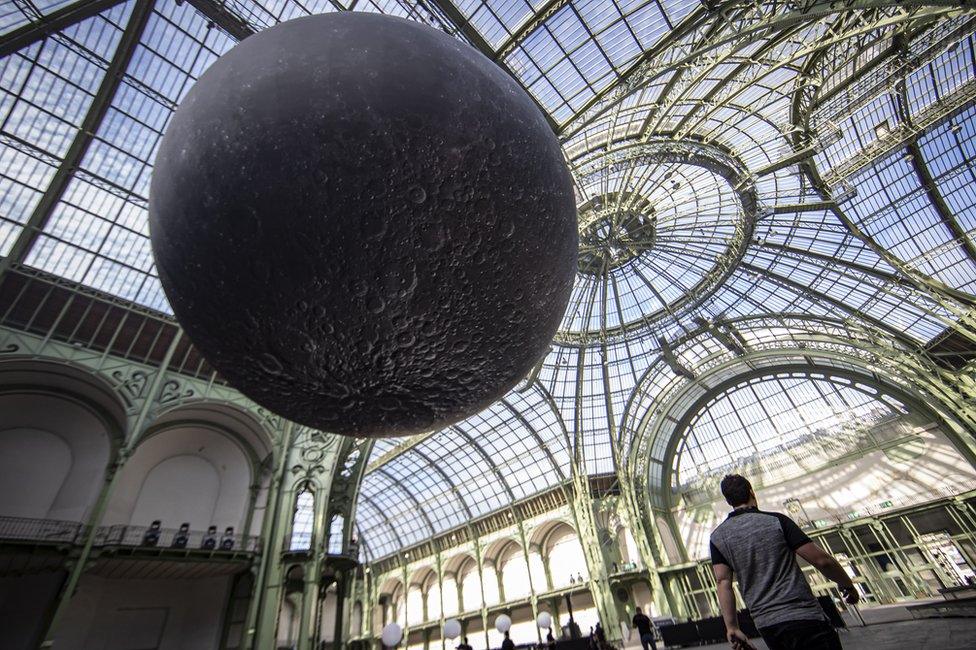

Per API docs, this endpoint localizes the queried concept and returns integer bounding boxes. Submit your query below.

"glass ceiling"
[673,374,909,494]
[2,1,976,560]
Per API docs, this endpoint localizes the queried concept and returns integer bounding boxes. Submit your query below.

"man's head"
[720,474,755,507]
[635,607,642,614]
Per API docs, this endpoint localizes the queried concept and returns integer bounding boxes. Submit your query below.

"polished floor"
[686,618,976,649]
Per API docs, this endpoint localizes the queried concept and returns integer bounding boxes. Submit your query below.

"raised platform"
[0,516,260,579]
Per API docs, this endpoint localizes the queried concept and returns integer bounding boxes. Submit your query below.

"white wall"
[350,601,363,637]
[673,426,976,560]
[130,455,222,528]
[631,582,654,617]
[499,547,530,601]
[104,426,252,532]
[547,530,587,589]
[442,575,459,615]
[52,575,232,650]
[0,428,71,517]
[278,594,302,648]
[319,586,338,642]
[0,393,111,521]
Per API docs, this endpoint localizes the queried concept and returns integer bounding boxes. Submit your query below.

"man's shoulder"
[711,509,789,536]
[710,516,734,538]
[754,509,799,529]
[754,508,788,517]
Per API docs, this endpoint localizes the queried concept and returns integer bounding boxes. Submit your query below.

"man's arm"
[713,563,738,633]
[712,562,752,647]
[776,513,859,605]
[796,542,859,604]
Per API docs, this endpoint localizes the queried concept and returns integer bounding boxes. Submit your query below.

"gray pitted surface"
[149,13,578,437]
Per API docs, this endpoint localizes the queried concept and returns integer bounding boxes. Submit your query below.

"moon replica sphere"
[149,13,578,437]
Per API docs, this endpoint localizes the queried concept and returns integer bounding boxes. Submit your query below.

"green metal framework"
[3,0,976,647]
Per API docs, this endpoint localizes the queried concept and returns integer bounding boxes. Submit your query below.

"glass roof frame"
[2,0,976,560]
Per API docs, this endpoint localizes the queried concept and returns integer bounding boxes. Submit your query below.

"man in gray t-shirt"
[710,475,859,650]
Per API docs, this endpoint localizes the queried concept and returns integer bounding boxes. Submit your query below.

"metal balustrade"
[0,515,83,544]
[0,515,261,553]
[94,523,261,552]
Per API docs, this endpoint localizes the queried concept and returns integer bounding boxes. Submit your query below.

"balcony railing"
[94,524,262,552]
[0,516,83,544]
[0,516,261,553]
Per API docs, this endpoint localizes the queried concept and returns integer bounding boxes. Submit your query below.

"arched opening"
[480,561,499,607]
[615,526,640,569]
[415,567,440,623]
[527,545,548,593]
[406,581,424,625]
[457,556,482,612]
[441,572,459,616]
[130,454,220,528]
[0,368,121,650]
[328,513,346,554]
[318,582,339,643]
[498,541,530,601]
[104,422,255,535]
[378,578,406,628]
[290,488,315,552]
[47,404,263,650]
[278,565,305,649]
[0,391,113,522]
[546,525,587,590]
[350,600,363,638]
[668,371,976,561]
[441,553,475,616]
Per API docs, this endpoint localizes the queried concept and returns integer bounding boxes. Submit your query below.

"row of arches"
[0,359,274,537]
[378,523,592,627]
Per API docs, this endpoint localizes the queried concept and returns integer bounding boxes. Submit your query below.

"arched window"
[528,546,549,591]
[459,559,483,610]
[390,583,406,626]
[351,601,363,637]
[290,488,315,551]
[500,544,531,600]
[481,563,500,606]
[425,576,442,621]
[406,584,424,625]
[328,513,345,554]
[548,529,587,589]
[441,574,459,616]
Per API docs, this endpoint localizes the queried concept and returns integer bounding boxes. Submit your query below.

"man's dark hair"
[720,474,753,506]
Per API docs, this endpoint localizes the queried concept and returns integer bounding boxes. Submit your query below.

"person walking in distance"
[710,475,859,650]
[631,607,656,650]
[502,630,515,650]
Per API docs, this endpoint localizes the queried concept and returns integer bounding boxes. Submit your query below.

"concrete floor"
[686,618,976,649]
